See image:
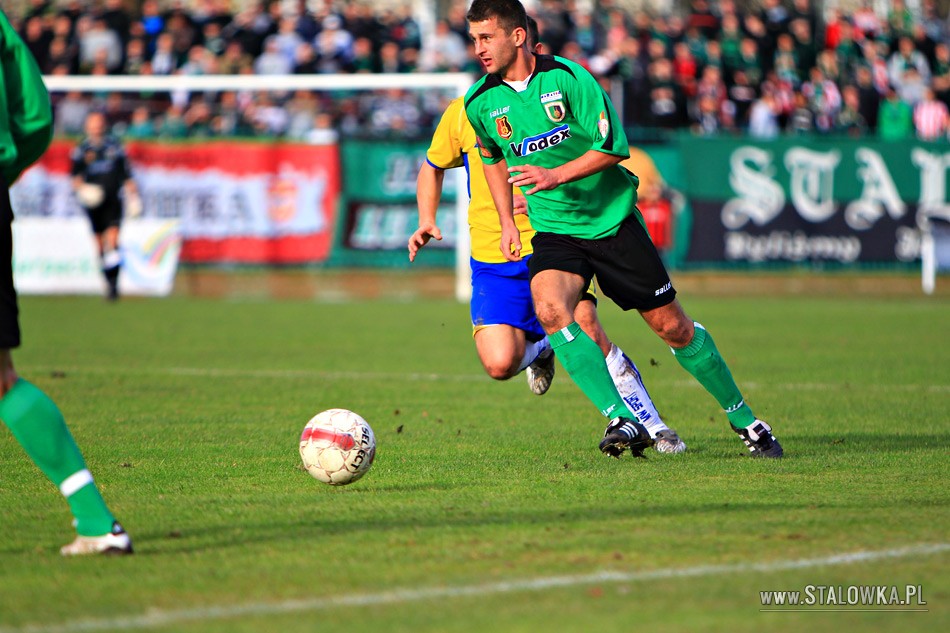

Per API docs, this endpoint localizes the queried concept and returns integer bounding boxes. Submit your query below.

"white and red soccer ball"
[299,409,376,485]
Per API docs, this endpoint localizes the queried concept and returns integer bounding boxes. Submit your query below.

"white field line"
[25,365,950,392]
[2,543,947,633]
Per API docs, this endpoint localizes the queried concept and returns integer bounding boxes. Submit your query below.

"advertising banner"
[335,139,455,267]
[13,217,181,296]
[12,140,340,265]
[677,137,950,265]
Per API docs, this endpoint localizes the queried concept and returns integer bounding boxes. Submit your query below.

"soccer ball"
[299,409,376,485]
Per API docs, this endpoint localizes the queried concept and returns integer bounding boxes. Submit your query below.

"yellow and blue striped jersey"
[425,96,535,263]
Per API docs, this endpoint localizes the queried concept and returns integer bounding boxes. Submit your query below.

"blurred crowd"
[13,0,950,142]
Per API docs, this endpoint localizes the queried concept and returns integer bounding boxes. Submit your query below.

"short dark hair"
[526,15,540,49]
[467,0,528,37]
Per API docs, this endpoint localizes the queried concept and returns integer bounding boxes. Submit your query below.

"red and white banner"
[12,140,341,265]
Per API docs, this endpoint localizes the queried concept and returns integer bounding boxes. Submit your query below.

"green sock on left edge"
[0,379,115,536]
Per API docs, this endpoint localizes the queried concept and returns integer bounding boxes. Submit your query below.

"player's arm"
[508,149,623,195]
[409,161,445,262]
[482,157,522,262]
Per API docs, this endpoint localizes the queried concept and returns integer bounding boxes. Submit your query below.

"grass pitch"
[0,276,947,633]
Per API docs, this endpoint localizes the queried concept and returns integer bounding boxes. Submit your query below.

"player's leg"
[0,379,132,554]
[100,221,121,301]
[639,301,781,457]
[473,324,529,380]
[0,199,131,554]
[593,215,780,457]
[470,258,553,392]
[573,299,686,453]
[529,236,652,457]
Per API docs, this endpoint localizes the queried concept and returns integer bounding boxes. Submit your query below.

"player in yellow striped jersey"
[409,18,685,454]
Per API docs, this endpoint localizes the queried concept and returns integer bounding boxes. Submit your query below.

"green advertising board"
[332,139,457,267]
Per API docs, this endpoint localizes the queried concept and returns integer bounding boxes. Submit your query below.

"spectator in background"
[749,90,780,139]
[125,105,155,139]
[648,57,685,128]
[852,1,881,40]
[150,32,178,75]
[728,70,757,128]
[878,87,915,140]
[306,111,339,144]
[285,90,319,140]
[913,87,949,141]
[789,18,816,79]
[45,35,75,74]
[269,16,304,68]
[202,21,228,57]
[898,67,929,107]
[687,0,719,40]
[53,90,90,136]
[787,91,814,135]
[254,37,292,75]
[219,40,252,74]
[801,66,842,132]
[888,36,931,94]
[932,42,950,107]
[140,0,164,56]
[20,16,52,72]
[314,14,353,73]
[774,33,801,87]
[349,37,378,73]
[887,0,915,41]
[789,0,818,40]
[101,0,132,48]
[854,65,881,132]
[123,37,147,74]
[77,16,122,72]
[719,12,743,76]
[835,85,868,137]
[420,19,467,72]
[293,41,319,74]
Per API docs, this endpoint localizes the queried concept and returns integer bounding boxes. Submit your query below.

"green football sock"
[0,379,114,536]
[671,323,755,428]
[549,322,629,419]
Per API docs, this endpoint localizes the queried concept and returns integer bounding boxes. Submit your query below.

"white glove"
[125,193,143,218]
[75,183,105,208]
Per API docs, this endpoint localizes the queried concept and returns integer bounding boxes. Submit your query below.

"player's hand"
[499,224,522,262]
[408,223,442,262]
[513,194,528,215]
[508,165,560,195]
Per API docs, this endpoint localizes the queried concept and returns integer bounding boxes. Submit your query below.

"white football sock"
[606,344,668,437]
[517,336,551,373]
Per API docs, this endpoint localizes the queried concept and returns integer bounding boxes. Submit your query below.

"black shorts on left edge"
[0,182,21,349]
[529,213,676,312]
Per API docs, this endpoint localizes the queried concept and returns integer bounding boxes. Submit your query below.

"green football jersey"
[465,54,639,240]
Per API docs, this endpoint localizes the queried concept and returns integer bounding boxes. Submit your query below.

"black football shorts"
[0,182,20,349]
[528,213,676,311]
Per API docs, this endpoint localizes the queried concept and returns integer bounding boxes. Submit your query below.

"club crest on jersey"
[509,124,571,157]
[495,115,513,139]
[597,111,610,139]
[544,101,566,122]
[475,137,493,159]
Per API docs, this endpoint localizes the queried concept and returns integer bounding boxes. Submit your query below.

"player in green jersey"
[464,0,782,458]
[411,17,686,453]
[0,8,133,554]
